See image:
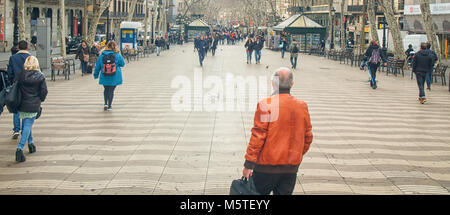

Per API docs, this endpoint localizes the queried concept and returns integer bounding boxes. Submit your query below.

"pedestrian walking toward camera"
[14,56,48,162]
[76,40,90,76]
[242,67,313,195]
[7,40,31,140]
[424,42,438,91]
[211,36,219,56]
[156,36,162,56]
[245,38,255,64]
[280,37,287,59]
[254,37,264,64]
[290,43,299,69]
[413,42,433,104]
[364,41,387,90]
[197,36,207,67]
[94,41,125,111]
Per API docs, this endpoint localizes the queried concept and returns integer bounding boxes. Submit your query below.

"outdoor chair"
[432,64,448,86]
[51,57,69,81]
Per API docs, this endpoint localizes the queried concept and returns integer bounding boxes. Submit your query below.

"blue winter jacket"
[94,51,125,86]
[7,50,31,84]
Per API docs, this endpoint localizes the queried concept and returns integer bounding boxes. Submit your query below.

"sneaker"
[28,143,36,154]
[15,149,25,162]
[107,107,113,111]
[104,105,108,111]
[427,87,431,91]
[12,132,19,139]
[420,98,427,104]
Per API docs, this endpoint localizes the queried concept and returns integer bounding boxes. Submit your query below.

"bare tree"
[144,0,149,47]
[59,0,66,57]
[368,0,379,42]
[420,0,441,62]
[377,0,405,60]
[83,0,88,40]
[18,0,25,41]
[358,0,367,54]
[87,0,113,46]
[327,0,333,50]
[128,0,139,21]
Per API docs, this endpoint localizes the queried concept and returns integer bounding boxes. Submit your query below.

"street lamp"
[330,7,336,50]
[11,0,18,55]
[382,16,387,49]
[151,8,155,44]
[106,6,110,43]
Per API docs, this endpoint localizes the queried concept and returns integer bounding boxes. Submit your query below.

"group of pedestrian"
[244,35,265,64]
[3,40,48,162]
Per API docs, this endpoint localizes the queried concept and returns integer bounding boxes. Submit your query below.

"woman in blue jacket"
[94,41,125,111]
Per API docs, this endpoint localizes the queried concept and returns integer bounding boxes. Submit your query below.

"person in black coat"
[197,36,207,66]
[211,36,219,56]
[363,41,387,89]
[245,38,255,64]
[413,42,433,104]
[76,40,90,75]
[15,56,48,162]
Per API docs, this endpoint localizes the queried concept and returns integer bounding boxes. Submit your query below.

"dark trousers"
[81,61,88,74]
[253,171,297,195]
[198,51,205,66]
[103,86,116,108]
[212,48,216,56]
[416,72,427,98]
[368,63,379,87]
[290,56,298,69]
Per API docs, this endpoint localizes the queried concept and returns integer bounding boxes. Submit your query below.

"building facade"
[403,0,449,60]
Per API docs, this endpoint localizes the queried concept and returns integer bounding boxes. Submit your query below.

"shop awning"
[187,19,211,31]
[273,14,325,35]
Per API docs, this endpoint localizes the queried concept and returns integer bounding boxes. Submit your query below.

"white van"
[403,34,440,53]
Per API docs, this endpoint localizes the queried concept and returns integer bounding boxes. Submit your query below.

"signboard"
[364,26,369,33]
[404,3,450,15]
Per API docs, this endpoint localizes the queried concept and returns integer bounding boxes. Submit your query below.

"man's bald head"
[272,67,294,91]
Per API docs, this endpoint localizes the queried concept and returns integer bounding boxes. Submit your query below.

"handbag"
[5,81,21,114]
[83,54,89,63]
[229,176,260,195]
[0,72,7,109]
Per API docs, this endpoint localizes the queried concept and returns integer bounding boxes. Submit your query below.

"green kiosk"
[273,14,326,53]
[186,19,211,42]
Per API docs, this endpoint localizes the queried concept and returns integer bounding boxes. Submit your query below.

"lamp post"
[106,6,110,43]
[382,16,387,49]
[11,0,18,55]
[330,7,336,50]
[151,8,155,44]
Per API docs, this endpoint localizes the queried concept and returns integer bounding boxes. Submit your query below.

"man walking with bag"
[242,67,313,195]
[413,42,433,104]
[7,40,31,139]
[363,41,387,90]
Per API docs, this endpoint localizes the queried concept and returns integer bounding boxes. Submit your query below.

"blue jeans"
[255,50,261,62]
[17,117,35,150]
[198,51,205,66]
[426,66,434,88]
[416,72,427,98]
[81,61,88,74]
[157,47,161,56]
[13,112,20,132]
[368,63,379,87]
[247,51,253,62]
[290,56,298,69]
[281,49,285,58]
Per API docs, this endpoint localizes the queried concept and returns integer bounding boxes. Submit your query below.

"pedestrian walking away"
[290,43,299,69]
[7,40,31,139]
[280,37,287,59]
[413,42,434,104]
[76,40,90,76]
[212,36,219,56]
[14,56,48,162]
[363,41,387,89]
[424,42,438,91]
[254,36,264,64]
[242,67,313,195]
[94,41,126,111]
[245,38,255,64]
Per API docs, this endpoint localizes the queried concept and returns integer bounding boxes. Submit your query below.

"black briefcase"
[230,177,260,195]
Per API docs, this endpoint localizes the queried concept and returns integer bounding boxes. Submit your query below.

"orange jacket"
[244,93,313,173]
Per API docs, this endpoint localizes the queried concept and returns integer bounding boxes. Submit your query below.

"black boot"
[15,149,26,162]
[28,143,36,154]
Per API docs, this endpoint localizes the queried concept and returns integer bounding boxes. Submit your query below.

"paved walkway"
[0,43,449,195]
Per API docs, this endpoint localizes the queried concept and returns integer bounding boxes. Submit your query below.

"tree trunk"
[368,0,379,42]
[340,0,346,51]
[59,0,66,57]
[87,0,113,46]
[128,0,138,21]
[83,0,88,40]
[358,1,367,55]
[18,0,25,41]
[327,0,333,50]
[420,0,441,62]
[377,0,405,60]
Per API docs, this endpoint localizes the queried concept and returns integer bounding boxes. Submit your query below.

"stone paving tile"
[0,44,449,195]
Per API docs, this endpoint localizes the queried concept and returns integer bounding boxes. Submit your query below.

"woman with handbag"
[15,56,48,162]
[76,40,90,75]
